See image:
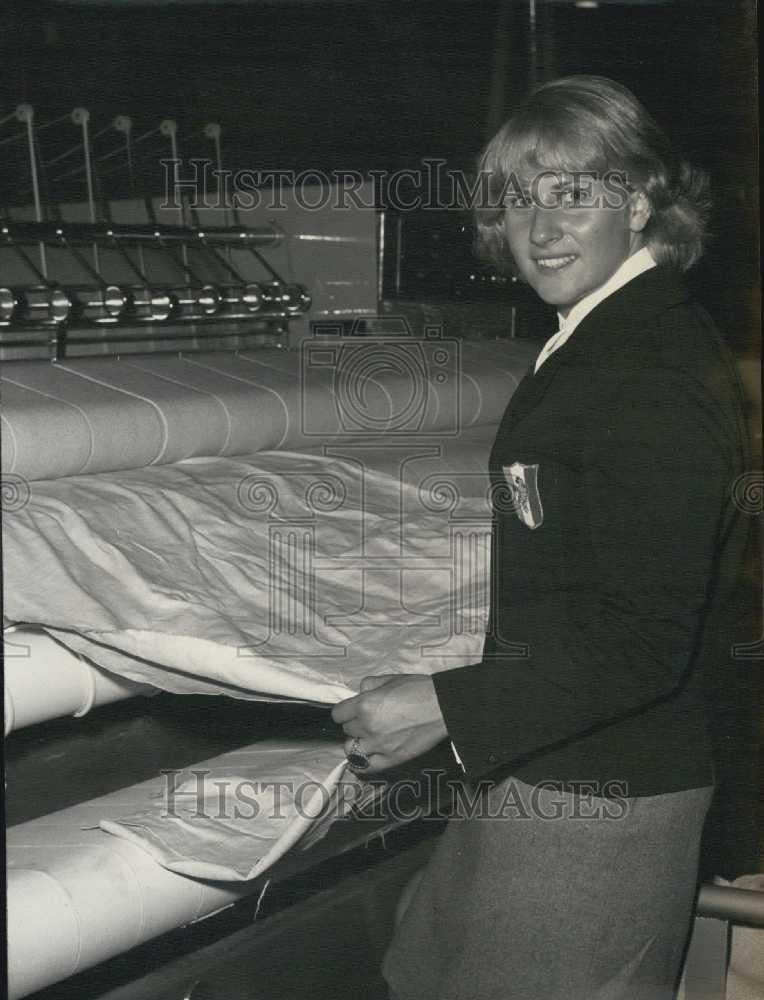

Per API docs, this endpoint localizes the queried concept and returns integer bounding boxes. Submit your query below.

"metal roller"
[240,282,264,313]
[72,285,131,323]
[0,287,24,324]
[194,284,222,317]
[283,284,312,313]
[148,291,176,322]
[261,281,287,308]
[258,281,311,314]
[18,286,73,325]
[0,211,308,353]
[129,287,177,323]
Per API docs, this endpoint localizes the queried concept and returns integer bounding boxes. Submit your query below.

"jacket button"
[488,753,498,764]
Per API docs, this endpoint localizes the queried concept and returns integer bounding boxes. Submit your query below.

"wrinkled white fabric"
[99,741,375,881]
[3,440,495,702]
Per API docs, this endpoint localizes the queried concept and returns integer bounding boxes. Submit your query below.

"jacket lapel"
[503,267,691,435]
[501,345,567,430]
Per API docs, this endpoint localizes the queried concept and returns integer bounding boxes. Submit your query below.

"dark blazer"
[434,266,750,797]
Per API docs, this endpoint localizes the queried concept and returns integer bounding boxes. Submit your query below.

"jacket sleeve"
[433,368,732,782]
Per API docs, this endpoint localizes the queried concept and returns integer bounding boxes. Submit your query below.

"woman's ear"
[628,189,652,232]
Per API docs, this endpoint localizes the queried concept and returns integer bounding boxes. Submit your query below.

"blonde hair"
[476,75,710,273]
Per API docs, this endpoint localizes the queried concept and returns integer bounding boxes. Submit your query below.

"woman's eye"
[559,188,582,208]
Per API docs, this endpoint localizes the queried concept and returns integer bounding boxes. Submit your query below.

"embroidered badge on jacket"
[503,462,544,529]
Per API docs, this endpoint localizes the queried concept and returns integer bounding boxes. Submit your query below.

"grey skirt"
[383,777,713,1000]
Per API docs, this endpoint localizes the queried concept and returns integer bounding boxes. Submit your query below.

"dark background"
[0,0,758,351]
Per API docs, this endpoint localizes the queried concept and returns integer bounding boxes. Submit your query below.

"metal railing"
[0,220,311,360]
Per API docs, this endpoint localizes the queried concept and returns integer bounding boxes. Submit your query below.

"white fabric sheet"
[3,437,496,703]
[99,741,371,881]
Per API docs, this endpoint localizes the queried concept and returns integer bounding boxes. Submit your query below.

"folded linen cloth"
[99,741,371,881]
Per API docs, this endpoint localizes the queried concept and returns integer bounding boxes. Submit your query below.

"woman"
[332,76,748,1000]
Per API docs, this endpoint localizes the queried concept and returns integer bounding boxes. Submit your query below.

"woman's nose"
[529,206,564,246]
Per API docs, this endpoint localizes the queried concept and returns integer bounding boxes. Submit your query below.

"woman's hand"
[331,674,448,773]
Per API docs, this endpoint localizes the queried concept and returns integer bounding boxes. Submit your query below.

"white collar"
[557,246,657,336]
[534,247,656,374]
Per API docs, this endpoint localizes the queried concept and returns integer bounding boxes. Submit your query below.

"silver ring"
[347,737,371,771]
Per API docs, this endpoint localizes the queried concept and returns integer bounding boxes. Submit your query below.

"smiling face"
[504,172,650,316]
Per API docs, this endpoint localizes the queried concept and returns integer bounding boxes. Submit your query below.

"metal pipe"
[9,285,72,325]
[697,884,764,927]
[106,237,176,321]
[14,104,47,277]
[76,110,101,276]
[1,232,73,325]
[114,115,148,276]
[3,628,153,735]
[203,122,230,229]
[3,220,279,247]
[529,0,538,89]
[71,107,99,271]
[196,242,270,315]
[246,244,284,281]
[48,231,130,321]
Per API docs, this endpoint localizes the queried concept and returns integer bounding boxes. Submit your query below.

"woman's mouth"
[534,255,577,271]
